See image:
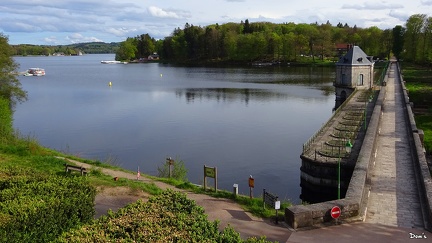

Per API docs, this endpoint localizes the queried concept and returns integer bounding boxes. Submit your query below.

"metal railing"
[302,90,357,154]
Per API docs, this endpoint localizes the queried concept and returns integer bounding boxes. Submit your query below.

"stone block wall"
[398,63,432,232]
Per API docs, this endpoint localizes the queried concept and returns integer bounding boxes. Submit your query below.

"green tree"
[115,38,137,61]
[392,25,405,60]
[422,16,432,64]
[0,33,27,108]
[380,28,393,59]
[136,34,155,59]
[404,14,426,62]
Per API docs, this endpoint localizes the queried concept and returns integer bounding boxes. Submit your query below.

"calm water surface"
[13,54,336,203]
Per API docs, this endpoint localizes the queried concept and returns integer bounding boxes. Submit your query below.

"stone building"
[334,46,374,107]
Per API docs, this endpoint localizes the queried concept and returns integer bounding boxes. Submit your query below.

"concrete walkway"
[365,62,424,228]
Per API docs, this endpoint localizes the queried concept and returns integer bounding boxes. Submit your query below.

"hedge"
[0,167,96,243]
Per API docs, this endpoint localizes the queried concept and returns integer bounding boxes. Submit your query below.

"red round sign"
[330,206,341,219]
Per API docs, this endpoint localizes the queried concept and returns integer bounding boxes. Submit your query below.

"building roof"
[337,46,373,66]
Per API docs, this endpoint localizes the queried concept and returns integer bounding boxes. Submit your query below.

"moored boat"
[24,68,45,76]
[101,60,128,64]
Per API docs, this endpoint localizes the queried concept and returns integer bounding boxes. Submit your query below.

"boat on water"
[101,60,128,64]
[24,68,45,76]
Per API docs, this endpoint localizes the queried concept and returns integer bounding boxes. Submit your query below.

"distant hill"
[12,42,120,56]
[66,42,120,54]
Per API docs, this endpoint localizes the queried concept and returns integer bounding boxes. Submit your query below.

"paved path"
[365,62,424,228]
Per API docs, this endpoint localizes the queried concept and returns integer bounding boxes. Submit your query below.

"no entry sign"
[331,206,341,219]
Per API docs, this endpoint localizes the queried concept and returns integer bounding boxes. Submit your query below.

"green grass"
[401,62,432,152]
[152,175,291,218]
[415,115,432,152]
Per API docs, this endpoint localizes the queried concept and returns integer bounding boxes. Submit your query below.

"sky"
[1,0,431,45]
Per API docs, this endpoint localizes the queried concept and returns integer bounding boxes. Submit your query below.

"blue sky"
[1,0,431,45]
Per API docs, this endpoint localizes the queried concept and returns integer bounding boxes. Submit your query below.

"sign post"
[203,165,217,192]
[248,176,254,199]
[330,206,341,223]
[263,189,280,224]
[166,157,174,178]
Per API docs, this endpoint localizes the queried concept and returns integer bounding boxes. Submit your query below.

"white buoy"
[108,81,112,86]
[160,74,163,77]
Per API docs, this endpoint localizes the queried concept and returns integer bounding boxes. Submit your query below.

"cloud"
[342,1,403,10]
[388,9,410,21]
[66,33,103,43]
[43,36,59,44]
[148,6,189,19]
[421,0,432,6]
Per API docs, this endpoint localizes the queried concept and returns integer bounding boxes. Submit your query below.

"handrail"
[302,89,357,154]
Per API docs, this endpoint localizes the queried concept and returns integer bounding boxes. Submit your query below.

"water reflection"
[175,86,334,105]
[176,88,294,105]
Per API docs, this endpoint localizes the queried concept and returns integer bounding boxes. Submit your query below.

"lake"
[13,54,336,203]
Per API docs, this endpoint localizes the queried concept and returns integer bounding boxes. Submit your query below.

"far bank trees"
[118,14,432,65]
[158,20,393,63]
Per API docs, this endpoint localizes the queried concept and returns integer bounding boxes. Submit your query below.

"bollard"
[233,184,238,197]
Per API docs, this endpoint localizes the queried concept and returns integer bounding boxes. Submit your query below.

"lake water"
[13,54,336,203]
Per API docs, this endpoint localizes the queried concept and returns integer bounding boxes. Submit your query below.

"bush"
[0,167,96,243]
[56,190,271,242]
[157,157,188,182]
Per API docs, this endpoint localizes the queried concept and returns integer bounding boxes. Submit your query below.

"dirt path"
[59,157,292,242]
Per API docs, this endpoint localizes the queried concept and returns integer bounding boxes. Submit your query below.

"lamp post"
[166,157,174,178]
[338,140,353,199]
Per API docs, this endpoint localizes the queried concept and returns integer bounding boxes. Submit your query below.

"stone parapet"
[398,63,432,232]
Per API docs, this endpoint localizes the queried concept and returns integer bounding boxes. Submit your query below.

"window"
[358,74,364,86]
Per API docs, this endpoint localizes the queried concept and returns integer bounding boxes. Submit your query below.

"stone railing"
[398,62,432,231]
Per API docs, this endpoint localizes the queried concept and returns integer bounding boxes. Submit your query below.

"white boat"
[24,68,45,76]
[101,60,128,64]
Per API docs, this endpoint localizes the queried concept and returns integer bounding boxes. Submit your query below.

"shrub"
[157,157,188,182]
[0,167,96,243]
[56,190,271,242]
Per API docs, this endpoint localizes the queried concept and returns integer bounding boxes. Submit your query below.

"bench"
[64,163,87,176]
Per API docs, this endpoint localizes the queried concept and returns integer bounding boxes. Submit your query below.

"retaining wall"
[398,62,432,231]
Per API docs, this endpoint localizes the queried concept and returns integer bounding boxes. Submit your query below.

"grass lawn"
[401,62,432,152]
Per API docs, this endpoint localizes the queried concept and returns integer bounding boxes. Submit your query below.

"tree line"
[11,42,120,56]
[393,14,432,64]
[116,14,432,66]
[116,20,392,63]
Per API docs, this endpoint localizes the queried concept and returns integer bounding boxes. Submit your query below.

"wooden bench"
[64,164,87,176]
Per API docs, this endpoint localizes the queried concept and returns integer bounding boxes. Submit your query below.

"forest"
[116,14,432,65]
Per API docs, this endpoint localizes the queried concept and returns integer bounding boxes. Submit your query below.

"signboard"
[274,200,280,210]
[263,189,280,224]
[203,165,217,192]
[204,166,216,178]
[248,177,255,188]
[331,206,341,219]
[263,189,278,208]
